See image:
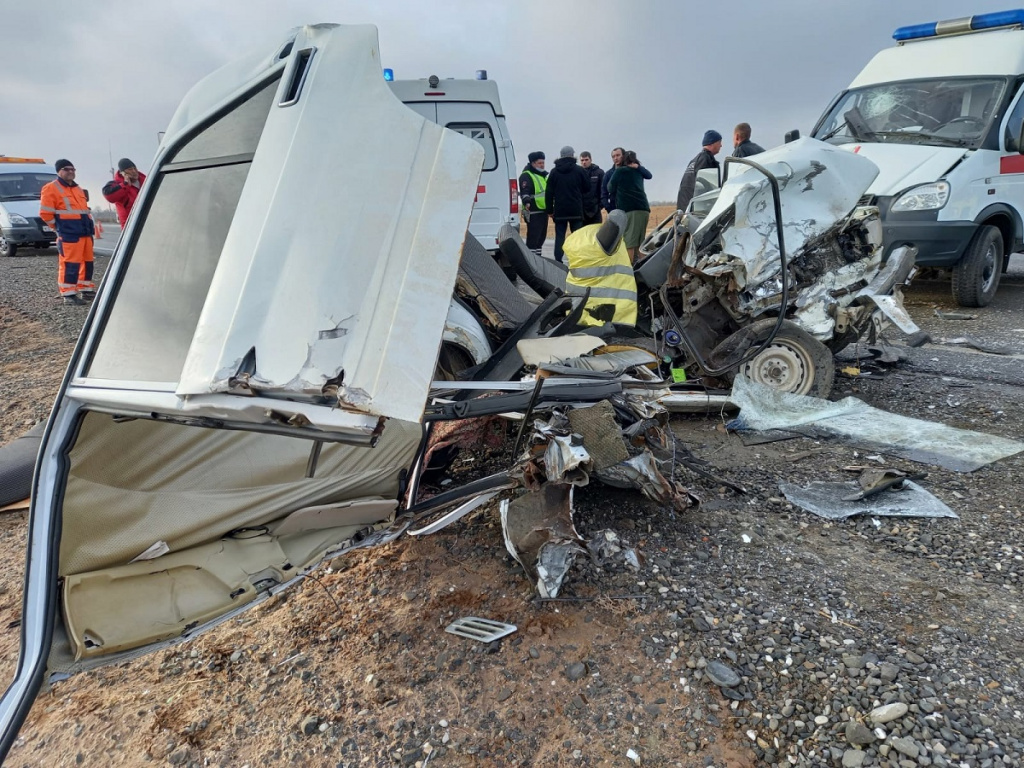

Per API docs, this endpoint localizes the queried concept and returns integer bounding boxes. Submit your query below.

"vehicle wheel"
[0,237,17,258]
[952,225,1002,307]
[737,319,835,398]
[434,342,476,381]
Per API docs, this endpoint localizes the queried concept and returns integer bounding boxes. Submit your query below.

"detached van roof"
[388,78,504,116]
[850,25,1024,87]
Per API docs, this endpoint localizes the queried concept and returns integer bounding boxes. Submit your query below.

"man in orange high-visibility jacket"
[40,159,97,306]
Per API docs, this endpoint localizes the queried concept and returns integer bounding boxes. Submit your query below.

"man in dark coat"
[732,122,766,158]
[519,151,548,256]
[676,130,723,213]
[579,151,604,226]
[545,146,590,263]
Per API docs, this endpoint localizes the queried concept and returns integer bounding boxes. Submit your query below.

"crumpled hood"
[837,142,967,196]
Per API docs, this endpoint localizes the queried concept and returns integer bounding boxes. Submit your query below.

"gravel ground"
[0,247,1021,767]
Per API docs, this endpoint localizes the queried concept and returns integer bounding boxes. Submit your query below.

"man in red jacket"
[102,158,146,227]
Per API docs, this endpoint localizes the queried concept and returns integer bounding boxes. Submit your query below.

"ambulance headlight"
[7,213,29,225]
[890,181,949,212]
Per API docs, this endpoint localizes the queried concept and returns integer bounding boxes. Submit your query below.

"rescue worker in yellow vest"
[564,209,638,326]
[40,159,97,306]
[519,151,548,257]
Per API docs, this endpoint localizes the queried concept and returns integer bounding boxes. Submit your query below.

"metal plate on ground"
[444,616,517,643]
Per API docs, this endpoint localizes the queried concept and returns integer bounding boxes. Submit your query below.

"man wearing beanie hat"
[39,160,98,305]
[519,151,549,256]
[676,130,723,213]
[102,158,147,228]
[544,145,590,263]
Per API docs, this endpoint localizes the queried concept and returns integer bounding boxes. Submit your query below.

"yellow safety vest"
[564,224,637,327]
[524,170,547,210]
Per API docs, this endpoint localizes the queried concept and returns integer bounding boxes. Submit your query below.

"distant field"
[524,204,676,239]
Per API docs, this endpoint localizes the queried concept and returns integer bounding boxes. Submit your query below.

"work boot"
[63,294,85,306]
[81,290,96,301]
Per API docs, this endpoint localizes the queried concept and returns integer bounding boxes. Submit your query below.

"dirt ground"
[0,249,1022,767]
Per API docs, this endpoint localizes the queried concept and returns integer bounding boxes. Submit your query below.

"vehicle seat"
[457,234,536,334]
[497,223,568,297]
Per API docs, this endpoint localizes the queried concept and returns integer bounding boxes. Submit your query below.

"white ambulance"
[0,157,58,257]
[388,73,519,252]
[810,9,1024,306]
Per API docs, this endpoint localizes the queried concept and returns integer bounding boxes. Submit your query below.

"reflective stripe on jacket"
[564,224,637,327]
[524,170,547,210]
[40,180,96,243]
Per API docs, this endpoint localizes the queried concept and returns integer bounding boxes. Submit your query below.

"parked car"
[810,8,1024,307]
[0,157,58,257]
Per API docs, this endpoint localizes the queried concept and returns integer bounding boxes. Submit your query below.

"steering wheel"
[938,116,986,132]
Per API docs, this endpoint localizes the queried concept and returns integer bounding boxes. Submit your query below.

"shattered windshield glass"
[813,77,1008,149]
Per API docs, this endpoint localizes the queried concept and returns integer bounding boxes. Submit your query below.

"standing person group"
[520,144,651,263]
[40,159,97,306]
[677,123,765,213]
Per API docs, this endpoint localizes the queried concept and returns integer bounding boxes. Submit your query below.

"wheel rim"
[742,339,816,395]
[980,242,997,294]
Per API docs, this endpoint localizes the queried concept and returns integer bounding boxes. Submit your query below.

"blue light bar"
[382,68,394,81]
[894,9,1024,41]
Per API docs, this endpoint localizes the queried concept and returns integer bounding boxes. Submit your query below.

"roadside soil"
[0,248,1021,767]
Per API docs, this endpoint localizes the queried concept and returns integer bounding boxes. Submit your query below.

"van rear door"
[437,102,505,250]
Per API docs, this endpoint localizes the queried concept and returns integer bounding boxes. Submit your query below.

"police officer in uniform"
[519,151,548,256]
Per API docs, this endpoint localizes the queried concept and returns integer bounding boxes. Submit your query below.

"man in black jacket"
[676,130,723,213]
[732,123,766,158]
[580,151,604,226]
[519,151,548,256]
[545,146,590,263]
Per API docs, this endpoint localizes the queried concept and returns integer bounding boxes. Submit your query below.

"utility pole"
[108,140,114,178]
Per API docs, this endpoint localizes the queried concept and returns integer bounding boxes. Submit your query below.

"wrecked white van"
[0,24,486,756]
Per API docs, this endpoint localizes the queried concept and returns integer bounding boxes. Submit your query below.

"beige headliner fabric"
[60,413,420,576]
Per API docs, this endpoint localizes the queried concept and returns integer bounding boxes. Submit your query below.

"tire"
[952,225,1002,308]
[0,237,17,258]
[434,342,476,382]
[737,319,835,398]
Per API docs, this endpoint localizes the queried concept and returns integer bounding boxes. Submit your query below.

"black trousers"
[582,209,603,227]
[554,218,583,263]
[524,210,549,253]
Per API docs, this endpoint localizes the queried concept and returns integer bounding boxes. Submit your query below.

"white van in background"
[811,9,1024,307]
[0,157,58,257]
[388,73,518,252]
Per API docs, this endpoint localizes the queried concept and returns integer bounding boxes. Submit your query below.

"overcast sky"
[0,0,1008,203]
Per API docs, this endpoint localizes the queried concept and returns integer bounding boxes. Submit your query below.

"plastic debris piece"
[729,374,1024,472]
[500,485,584,598]
[779,480,957,520]
[445,616,517,643]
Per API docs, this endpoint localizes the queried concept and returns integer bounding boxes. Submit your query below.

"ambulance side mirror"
[785,129,800,144]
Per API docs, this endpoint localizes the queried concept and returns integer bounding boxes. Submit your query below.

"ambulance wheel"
[952,225,1002,308]
[0,237,16,258]
[737,320,834,398]
[434,342,475,381]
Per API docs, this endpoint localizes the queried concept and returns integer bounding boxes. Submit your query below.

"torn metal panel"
[865,292,921,335]
[500,485,584,598]
[780,480,957,520]
[594,451,694,512]
[176,25,486,426]
[730,374,1024,472]
[542,434,592,486]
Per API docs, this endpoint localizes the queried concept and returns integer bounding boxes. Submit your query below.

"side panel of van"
[436,101,509,251]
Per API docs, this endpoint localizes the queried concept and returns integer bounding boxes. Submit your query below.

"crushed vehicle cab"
[636,138,922,397]
[0,24,487,758]
[0,157,58,257]
[811,9,1024,307]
